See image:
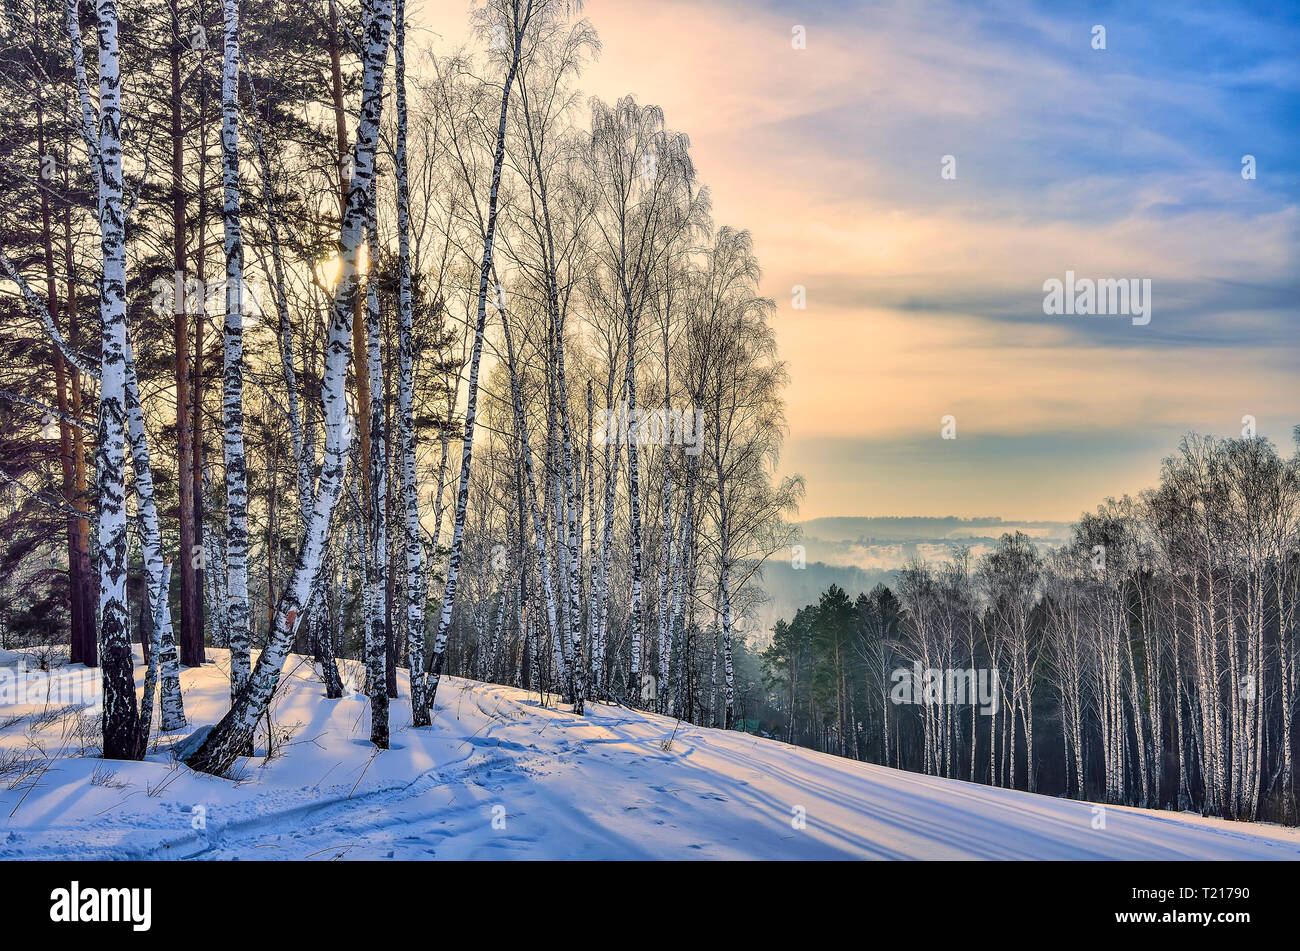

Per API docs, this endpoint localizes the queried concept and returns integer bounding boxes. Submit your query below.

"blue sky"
[423,0,1300,519]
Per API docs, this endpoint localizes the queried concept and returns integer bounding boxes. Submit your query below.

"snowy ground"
[1,647,1298,860]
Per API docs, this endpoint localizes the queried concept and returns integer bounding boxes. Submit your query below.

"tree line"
[762,432,1300,824]
[0,0,801,775]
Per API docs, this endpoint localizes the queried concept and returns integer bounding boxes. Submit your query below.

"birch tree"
[584,96,692,702]
[393,0,427,720]
[690,228,798,729]
[219,0,252,699]
[185,0,395,776]
[421,0,537,714]
[90,0,137,759]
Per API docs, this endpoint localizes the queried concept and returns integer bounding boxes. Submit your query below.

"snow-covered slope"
[2,648,1297,860]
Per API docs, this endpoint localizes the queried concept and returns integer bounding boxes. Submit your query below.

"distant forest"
[756,432,1300,825]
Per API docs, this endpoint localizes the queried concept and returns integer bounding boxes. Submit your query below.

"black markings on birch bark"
[185,0,396,776]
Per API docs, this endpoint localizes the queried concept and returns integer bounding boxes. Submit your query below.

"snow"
[2,648,1298,860]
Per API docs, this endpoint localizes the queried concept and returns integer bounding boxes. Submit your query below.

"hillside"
[2,649,1297,860]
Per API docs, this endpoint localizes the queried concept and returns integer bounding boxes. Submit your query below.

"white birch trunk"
[715,465,735,729]
[422,4,530,710]
[657,420,672,714]
[363,201,389,747]
[91,0,138,760]
[533,145,584,710]
[184,0,395,776]
[498,297,566,697]
[593,366,621,700]
[220,0,251,700]
[394,0,428,726]
[135,562,172,755]
[667,451,696,719]
[124,347,186,730]
[624,306,644,701]
[242,71,343,695]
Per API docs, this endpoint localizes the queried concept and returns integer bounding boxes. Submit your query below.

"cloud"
[414,0,1300,519]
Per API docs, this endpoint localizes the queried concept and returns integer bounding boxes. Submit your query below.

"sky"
[414,0,1300,522]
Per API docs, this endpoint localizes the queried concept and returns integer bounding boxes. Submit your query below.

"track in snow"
[2,651,1298,860]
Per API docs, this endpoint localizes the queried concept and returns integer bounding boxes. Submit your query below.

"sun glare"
[316,242,369,292]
